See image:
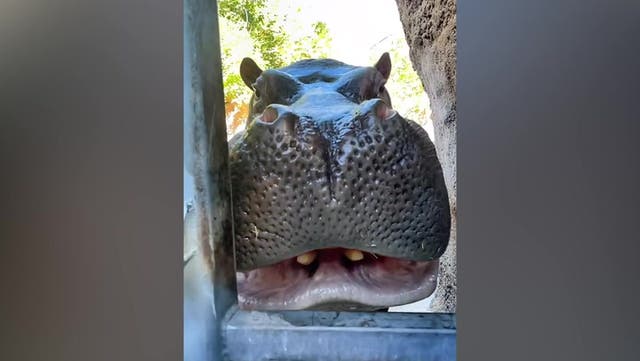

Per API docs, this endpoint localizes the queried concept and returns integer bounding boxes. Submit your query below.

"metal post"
[184,0,237,360]
[223,308,456,361]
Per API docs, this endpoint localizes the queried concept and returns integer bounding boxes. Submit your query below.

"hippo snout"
[230,91,449,271]
[229,55,450,310]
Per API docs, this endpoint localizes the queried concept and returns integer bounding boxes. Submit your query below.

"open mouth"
[237,247,439,310]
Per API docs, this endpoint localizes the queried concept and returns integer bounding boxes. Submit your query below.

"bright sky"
[275,0,407,65]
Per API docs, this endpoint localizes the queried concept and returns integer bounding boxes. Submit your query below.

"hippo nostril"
[257,105,299,135]
[374,101,389,119]
[260,107,278,123]
[358,99,396,129]
[374,101,398,121]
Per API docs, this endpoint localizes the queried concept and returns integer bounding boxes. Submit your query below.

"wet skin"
[229,54,450,310]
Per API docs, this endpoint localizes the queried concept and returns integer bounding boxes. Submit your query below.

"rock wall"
[395,0,457,312]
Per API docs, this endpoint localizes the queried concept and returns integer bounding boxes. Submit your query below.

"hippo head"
[229,54,450,311]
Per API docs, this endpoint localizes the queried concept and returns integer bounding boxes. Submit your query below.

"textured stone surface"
[395,0,457,312]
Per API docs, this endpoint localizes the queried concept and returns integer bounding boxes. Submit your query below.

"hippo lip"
[236,247,439,310]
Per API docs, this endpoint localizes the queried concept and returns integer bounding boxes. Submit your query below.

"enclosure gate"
[183,0,456,360]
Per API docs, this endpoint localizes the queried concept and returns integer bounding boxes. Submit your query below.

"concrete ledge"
[222,307,456,361]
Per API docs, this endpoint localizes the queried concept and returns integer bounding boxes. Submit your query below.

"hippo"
[228,53,450,311]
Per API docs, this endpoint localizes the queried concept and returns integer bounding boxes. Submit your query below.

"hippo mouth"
[237,247,438,310]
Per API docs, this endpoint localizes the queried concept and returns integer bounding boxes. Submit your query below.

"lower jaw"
[236,250,439,311]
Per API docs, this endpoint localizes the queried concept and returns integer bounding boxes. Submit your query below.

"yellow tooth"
[344,249,364,261]
[296,251,317,265]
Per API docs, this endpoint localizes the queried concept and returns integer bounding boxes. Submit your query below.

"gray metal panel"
[223,307,456,361]
[184,0,236,359]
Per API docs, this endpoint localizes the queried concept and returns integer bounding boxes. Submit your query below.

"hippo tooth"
[344,249,364,262]
[296,251,317,265]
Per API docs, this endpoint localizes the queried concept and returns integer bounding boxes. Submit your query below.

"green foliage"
[217,0,430,137]
[218,0,334,135]
[292,22,332,59]
[218,0,289,69]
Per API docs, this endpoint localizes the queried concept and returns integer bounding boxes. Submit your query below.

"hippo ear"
[240,57,263,89]
[374,52,392,80]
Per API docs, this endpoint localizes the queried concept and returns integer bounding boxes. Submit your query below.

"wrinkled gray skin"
[229,54,450,307]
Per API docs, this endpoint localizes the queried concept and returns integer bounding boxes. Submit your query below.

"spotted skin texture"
[230,56,450,272]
